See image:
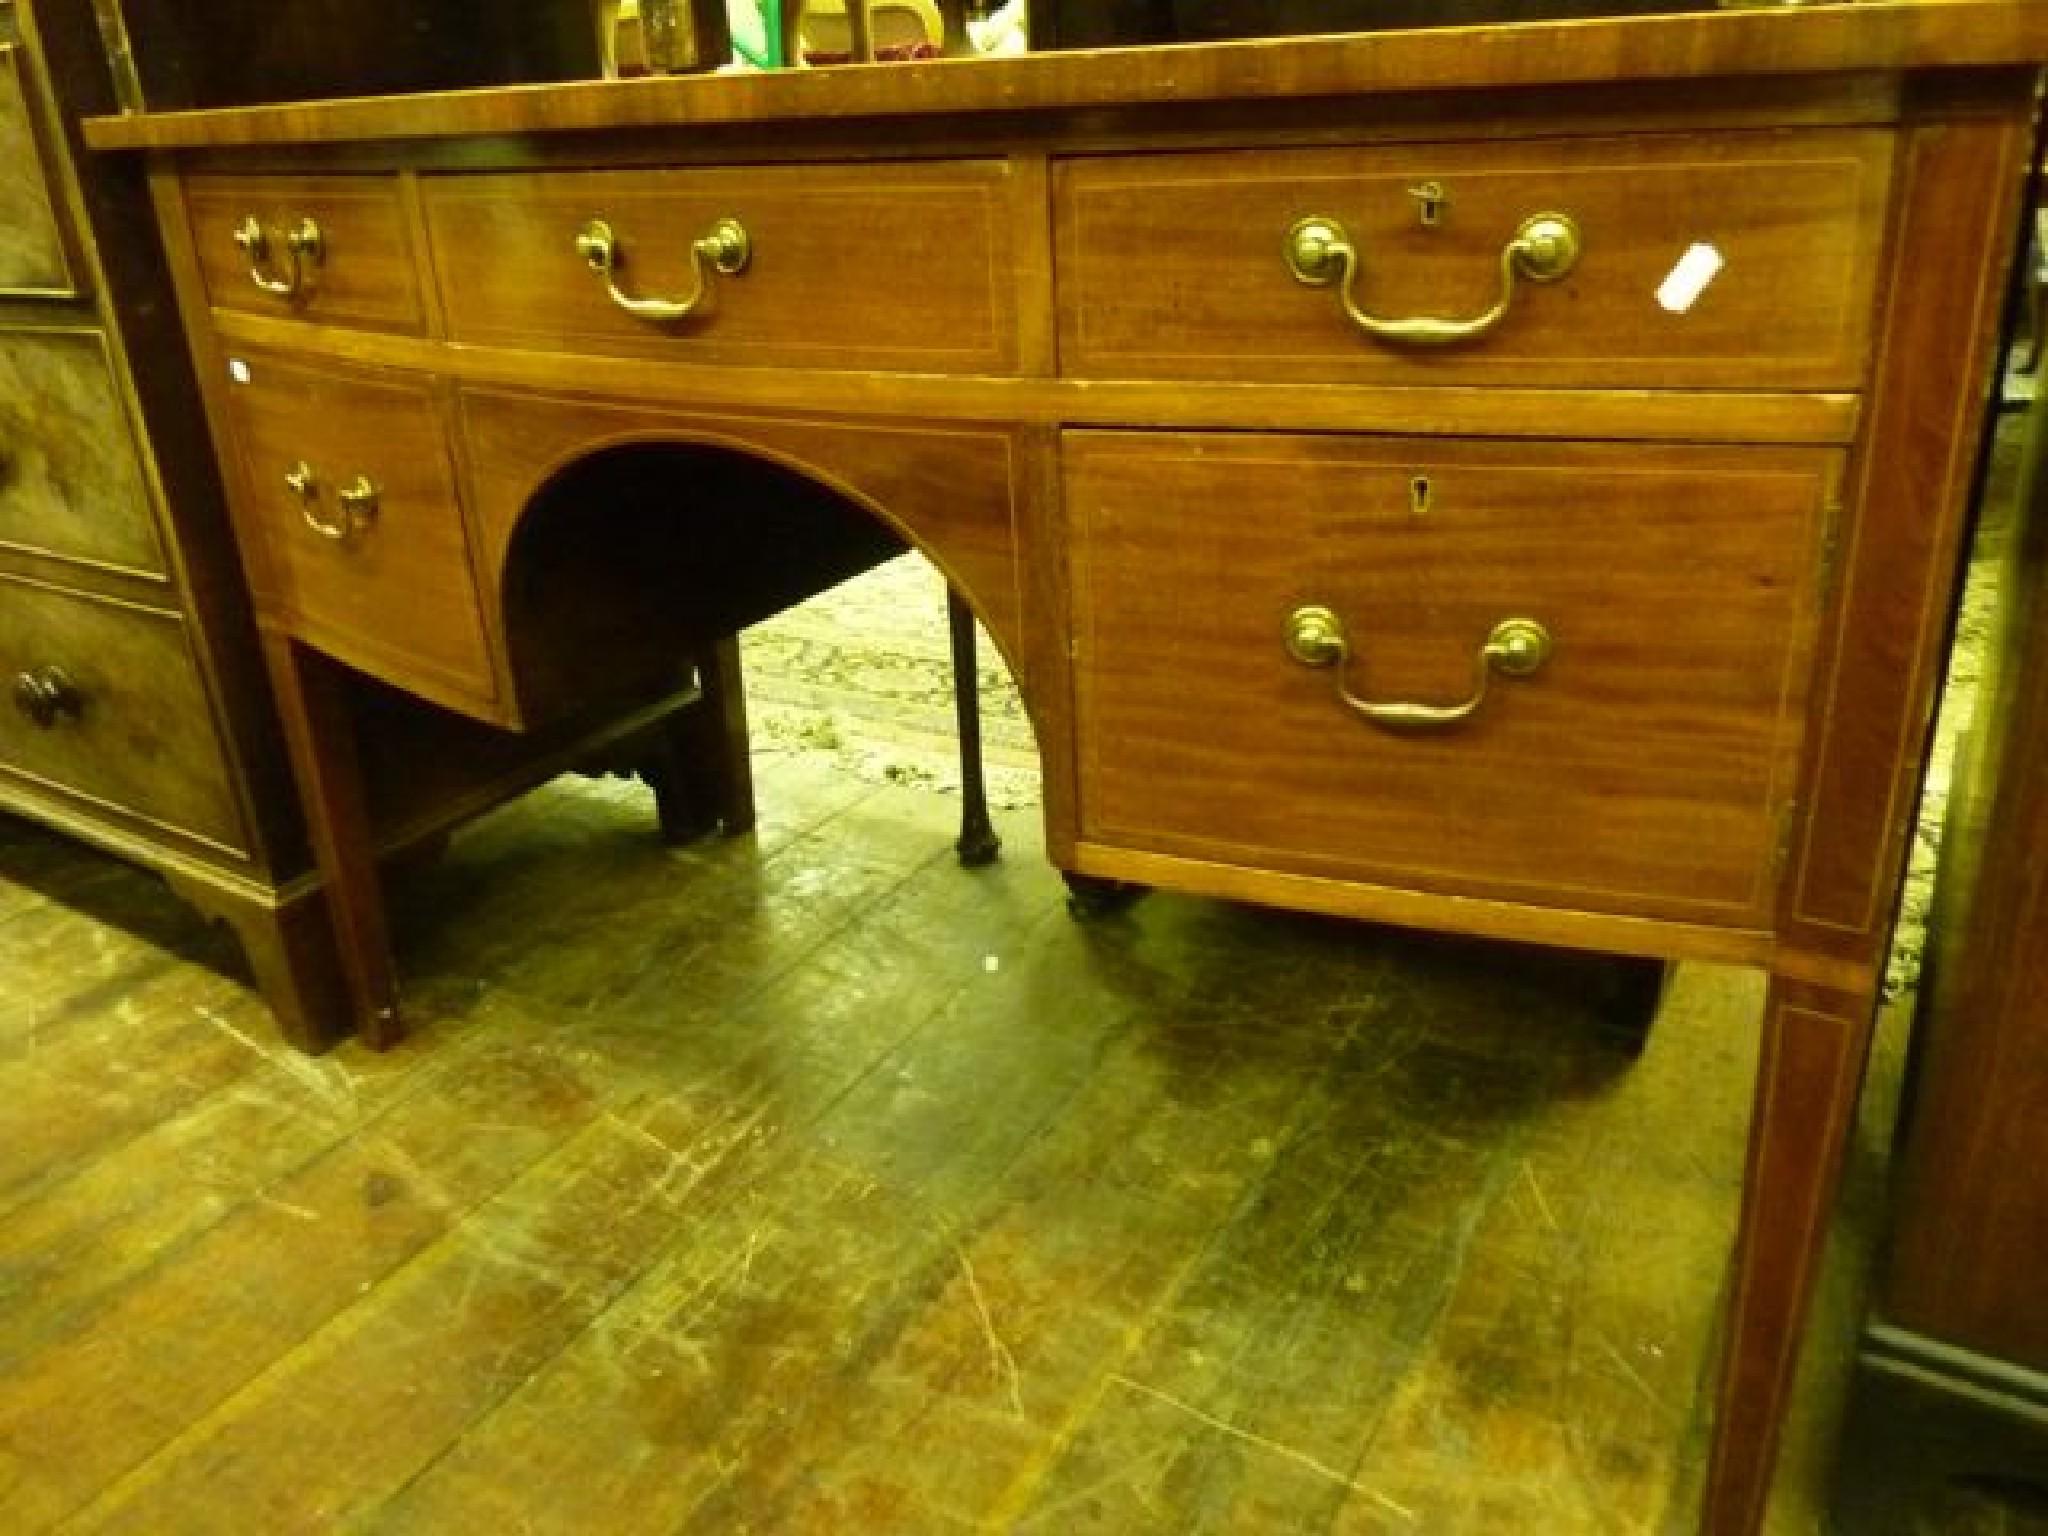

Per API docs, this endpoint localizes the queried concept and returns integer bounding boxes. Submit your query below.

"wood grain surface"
[205,306,1863,444]
[0,571,244,851]
[457,386,1027,693]
[1056,129,1892,391]
[1882,382,2048,1374]
[423,161,1028,374]
[0,43,70,293]
[0,757,1788,1535]
[0,327,163,576]
[218,351,496,712]
[90,15,2044,1532]
[78,1,2048,151]
[185,172,424,334]
[1068,431,1835,928]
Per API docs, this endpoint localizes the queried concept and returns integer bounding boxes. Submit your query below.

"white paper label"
[1656,243,1725,314]
[227,357,252,384]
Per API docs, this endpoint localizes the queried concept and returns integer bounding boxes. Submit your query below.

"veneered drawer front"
[186,174,424,333]
[0,45,72,295]
[0,329,164,575]
[1057,131,1891,389]
[424,162,1025,372]
[1068,432,1836,927]
[220,352,494,708]
[0,575,244,852]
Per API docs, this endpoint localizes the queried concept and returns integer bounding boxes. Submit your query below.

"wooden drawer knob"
[13,665,82,729]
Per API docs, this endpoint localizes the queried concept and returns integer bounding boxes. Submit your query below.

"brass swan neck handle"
[1284,606,1552,730]
[233,215,323,299]
[1284,212,1580,347]
[574,216,752,323]
[284,461,378,544]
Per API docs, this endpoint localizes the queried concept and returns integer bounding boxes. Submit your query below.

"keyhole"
[1408,181,1447,228]
[1410,475,1433,515]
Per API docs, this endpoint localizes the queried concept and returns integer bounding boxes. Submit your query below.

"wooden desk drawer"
[0,575,244,851]
[0,328,163,576]
[1067,431,1837,926]
[220,352,495,709]
[422,161,1027,372]
[185,174,424,333]
[0,45,72,296]
[1056,131,1891,390]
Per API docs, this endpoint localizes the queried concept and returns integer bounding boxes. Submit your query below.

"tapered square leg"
[1703,969,1877,1534]
[259,633,403,1048]
[647,635,754,840]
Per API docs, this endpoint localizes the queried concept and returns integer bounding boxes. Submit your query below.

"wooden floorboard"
[0,749,1896,1533]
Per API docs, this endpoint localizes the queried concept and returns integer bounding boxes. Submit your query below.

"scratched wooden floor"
[0,748,1905,1534]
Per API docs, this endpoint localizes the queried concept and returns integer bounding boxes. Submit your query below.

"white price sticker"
[1656,243,1725,314]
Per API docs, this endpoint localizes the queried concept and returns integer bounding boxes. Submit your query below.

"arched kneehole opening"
[503,441,907,723]
[500,439,1034,859]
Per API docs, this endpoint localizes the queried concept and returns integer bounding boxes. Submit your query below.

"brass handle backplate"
[233,215,323,298]
[1284,605,1551,730]
[13,665,82,729]
[1284,211,1580,347]
[574,216,751,322]
[285,461,377,543]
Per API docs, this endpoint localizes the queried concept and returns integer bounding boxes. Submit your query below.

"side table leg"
[948,587,1001,868]
[1693,101,2033,1530]
[637,636,755,843]
[1062,871,1143,919]
[1703,968,1877,1534]
[260,633,403,1048]
[693,634,756,836]
[1592,955,1672,1054]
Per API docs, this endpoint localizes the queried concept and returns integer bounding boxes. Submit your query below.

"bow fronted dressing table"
[83,5,2048,1526]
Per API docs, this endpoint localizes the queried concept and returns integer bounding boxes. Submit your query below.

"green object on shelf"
[729,0,782,67]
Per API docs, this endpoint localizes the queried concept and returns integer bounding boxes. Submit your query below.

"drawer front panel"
[1068,432,1836,925]
[0,329,164,575]
[1057,131,1891,389]
[0,575,244,851]
[423,162,1025,372]
[221,352,494,705]
[0,45,71,295]
[186,174,424,333]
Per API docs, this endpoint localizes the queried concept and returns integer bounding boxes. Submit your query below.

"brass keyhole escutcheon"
[1408,180,1447,227]
[1410,475,1433,515]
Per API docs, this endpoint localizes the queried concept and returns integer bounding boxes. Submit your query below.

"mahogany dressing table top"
[79,6,2048,1531]
[82,1,2048,149]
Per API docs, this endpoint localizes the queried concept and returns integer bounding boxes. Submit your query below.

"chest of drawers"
[0,0,366,1047]
[84,6,2048,1528]
[2,0,754,1051]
